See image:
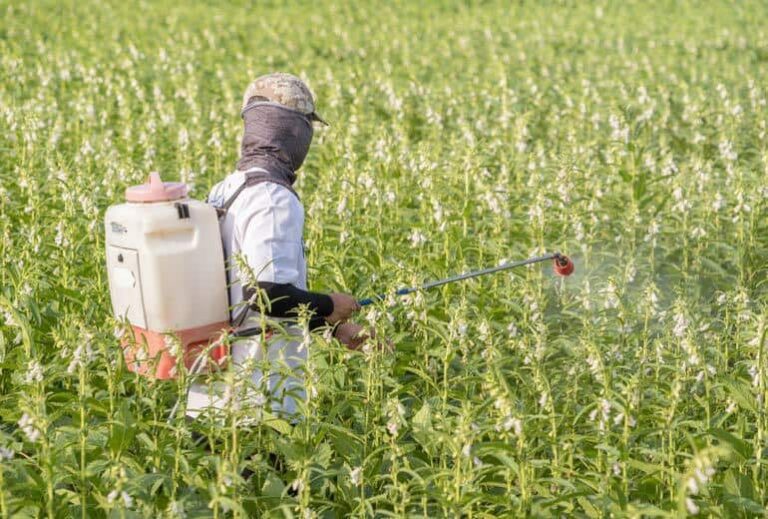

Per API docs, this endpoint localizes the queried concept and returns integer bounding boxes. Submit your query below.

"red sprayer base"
[123,321,230,379]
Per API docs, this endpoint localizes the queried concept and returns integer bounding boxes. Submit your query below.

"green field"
[2,0,768,516]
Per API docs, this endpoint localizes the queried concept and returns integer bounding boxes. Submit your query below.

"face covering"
[236,102,314,194]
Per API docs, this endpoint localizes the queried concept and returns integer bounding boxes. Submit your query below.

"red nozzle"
[553,254,575,276]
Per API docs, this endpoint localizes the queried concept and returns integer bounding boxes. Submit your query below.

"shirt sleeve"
[243,282,334,319]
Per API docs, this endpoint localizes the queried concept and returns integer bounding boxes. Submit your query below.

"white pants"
[186,327,307,421]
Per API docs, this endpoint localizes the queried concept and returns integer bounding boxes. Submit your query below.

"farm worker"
[187,73,369,420]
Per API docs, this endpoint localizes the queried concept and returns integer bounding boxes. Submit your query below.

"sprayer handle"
[358,288,412,307]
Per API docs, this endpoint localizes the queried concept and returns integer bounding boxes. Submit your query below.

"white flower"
[253,393,267,407]
[644,220,660,242]
[718,139,737,162]
[685,497,699,515]
[602,282,620,310]
[457,322,468,337]
[625,263,637,283]
[290,478,304,492]
[672,311,689,338]
[478,321,492,342]
[387,420,399,436]
[503,416,522,435]
[350,466,363,486]
[178,128,189,148]
[164,334,184,359]
[409,229,427,248]
[68,340,95,374]
[462,443,472,457]
[748,365,759,387]
[507,322,519,337]
[24,360,43,384]
[527,203,543,224]
[712,192,725,212]
[0,446,13,461]
[687,459,716,497]
[298,330,311,353]
[168,500,186,518]
[586,354,601,376]
[365,308,381,327]
[2,310,16,327]
[681,338,700,367]
[691,226,706,239]
[107,489,131,507]
[336,196,347,214]
[589,399,612,432]
[54,221,68,247]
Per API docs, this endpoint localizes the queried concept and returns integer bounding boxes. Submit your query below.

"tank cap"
[125,172,188,202]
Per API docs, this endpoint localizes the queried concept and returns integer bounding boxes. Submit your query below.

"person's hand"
[334,322,369,350]
[326,293,361,324]
[334,323,394,352]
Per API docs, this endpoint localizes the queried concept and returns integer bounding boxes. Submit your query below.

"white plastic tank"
[105,172,229,379]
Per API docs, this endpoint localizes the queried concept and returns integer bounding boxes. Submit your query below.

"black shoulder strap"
[215,181,249,219]
[215,170,299,220]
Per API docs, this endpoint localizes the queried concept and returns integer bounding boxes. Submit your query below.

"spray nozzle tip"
[553,254,575,276]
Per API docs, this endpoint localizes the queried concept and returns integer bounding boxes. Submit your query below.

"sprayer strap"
[216,181,249,218]
[215,169,298,219]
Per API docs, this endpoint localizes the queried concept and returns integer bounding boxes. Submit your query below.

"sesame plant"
[1,0,767,517]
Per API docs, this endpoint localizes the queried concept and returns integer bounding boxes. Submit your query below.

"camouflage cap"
[242,72,327,125]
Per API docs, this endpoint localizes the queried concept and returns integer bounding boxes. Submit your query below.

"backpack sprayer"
[105,173,575,380]
[105,173,230,379]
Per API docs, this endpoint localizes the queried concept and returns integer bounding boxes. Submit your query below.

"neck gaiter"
[237,102,314,194]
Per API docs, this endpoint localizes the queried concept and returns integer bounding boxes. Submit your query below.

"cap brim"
[310,112,329,126]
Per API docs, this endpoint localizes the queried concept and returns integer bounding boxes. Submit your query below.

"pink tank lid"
[125,172,188,202]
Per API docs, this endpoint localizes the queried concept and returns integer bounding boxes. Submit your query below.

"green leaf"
[577,496,601,518]
[261,472,286,499]
[313,442,332,468]
[262,412,293,436]
[722,494,766,515]
[709,428,752,461]
[108,400,136,456]
[724,381,757,414]
[411,401,434,454]
[723,468,756,503]
[625,458,668,476]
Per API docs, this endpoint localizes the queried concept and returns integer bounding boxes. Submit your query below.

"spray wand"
[358,252,574,307]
